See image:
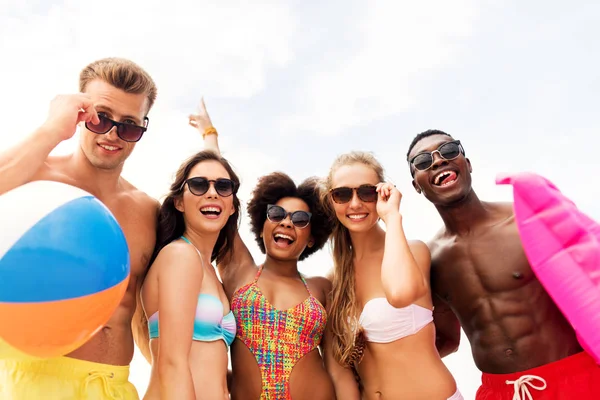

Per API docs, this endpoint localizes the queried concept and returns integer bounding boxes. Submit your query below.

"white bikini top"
[358,297,434,343]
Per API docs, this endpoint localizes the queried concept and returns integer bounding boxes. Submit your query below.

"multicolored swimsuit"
[230,265,327,399]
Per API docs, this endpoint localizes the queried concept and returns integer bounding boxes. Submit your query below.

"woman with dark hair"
[140,149,241,400]
[189,99,335,400]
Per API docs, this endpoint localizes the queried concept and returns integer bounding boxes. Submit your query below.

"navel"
[505,348,514,357]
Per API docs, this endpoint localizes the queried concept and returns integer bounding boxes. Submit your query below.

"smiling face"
[262,197,314,262]
[78,79,149,170]
[176,160,236,235]
[408,134,473,206]
[330,163,381,234]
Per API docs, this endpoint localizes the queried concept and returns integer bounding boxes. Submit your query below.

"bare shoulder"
[153,240,202,277]
[409,239,431,261]
[119,178,159,210]
[33,155,75,182]
[306,275,332,292]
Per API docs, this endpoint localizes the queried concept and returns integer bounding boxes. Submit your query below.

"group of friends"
[0,57,598,400]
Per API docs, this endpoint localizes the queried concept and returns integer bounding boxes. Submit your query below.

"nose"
[205,182,218,198]
[279,214,293,228]
[349,191,362,208]
[104,126,120,141]
[430,150,448,170]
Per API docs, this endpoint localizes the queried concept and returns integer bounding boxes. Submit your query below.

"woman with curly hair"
[189,99,335,400]
[320,151,462,399]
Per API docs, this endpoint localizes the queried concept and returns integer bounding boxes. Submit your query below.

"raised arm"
[432,295,461,357]
[189,97,220,155]
[376,183,428,308]
[155,244,203,400]
[189,98,256,287]
[0,94,99,195]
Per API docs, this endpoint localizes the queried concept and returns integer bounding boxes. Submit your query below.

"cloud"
[276,0,479,136]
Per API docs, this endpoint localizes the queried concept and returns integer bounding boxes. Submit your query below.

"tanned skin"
[408,134,581,374]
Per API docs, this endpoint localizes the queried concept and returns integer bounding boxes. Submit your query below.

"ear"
[412,179,422,194]
[174,196,184,213]
[466,158,473,173]
[307,236,315,248]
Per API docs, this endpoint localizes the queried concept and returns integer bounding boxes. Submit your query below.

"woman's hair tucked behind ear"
[246,172,333,261]
[319,151,384,367]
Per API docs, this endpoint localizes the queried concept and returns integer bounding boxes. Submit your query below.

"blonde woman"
[322,151,462,400]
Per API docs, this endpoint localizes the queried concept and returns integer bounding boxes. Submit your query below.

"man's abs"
[465,287,582,373]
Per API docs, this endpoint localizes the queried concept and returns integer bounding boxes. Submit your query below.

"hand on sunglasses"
[375,182,402,223]
[44,93,100,142]
[188,97,214,132]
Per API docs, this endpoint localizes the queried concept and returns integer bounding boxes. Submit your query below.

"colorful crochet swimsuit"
[231,265,327,399]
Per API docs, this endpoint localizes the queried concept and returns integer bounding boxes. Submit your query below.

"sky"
[2,1,600,398]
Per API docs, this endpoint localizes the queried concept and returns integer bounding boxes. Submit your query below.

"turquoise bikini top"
[147,237,236,346]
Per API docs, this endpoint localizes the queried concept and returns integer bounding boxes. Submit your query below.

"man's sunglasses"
[266,204,312,229]
[181,177,238,197]
[409,140,464,174]
[329,185,378,204]
[85,115,149,143]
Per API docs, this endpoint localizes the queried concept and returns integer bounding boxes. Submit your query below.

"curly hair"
[246,172,332,261]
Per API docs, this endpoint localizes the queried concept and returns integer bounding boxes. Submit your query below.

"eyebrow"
[95,105,141,125]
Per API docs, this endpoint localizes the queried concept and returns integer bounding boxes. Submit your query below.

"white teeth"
[348,214,367,220]
[201,206,221,212]
[434,171,452,185]
[99,144,119,151]
[274,233,294,241]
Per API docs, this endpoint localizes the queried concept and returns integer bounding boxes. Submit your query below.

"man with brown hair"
[0,57,158,399]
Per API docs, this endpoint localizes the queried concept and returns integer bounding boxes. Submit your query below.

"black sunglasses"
[329,184,378,204]
[266,204,312,229]
[409,140,464,174]
[85,115,149,142]
[181,177,237,197]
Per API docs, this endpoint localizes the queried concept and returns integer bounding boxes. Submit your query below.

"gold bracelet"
[203,127,218,139]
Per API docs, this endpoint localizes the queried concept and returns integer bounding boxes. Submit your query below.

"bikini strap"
[180,236,204,267]
[299,273,313,295]
[254,264,264,283]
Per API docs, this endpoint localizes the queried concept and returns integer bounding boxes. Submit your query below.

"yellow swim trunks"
[0,356,139,400]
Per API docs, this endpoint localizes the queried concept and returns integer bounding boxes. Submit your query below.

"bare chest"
[98,198,155,281]
[431,223,536,305]
[38,172,155,282]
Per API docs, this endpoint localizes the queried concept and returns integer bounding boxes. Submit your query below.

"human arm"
[189,98,257,284]
[376,183,428,308]
[321,279,360,400]
[0,94,99,195]
[155,244,203,399]
[189,97,220,155]
[432,295,461,357]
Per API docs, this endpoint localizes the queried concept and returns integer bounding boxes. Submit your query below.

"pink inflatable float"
[497,172,600,364]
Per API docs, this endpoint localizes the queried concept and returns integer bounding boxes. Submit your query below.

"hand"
[188,97,214,132]
[376,182,402,223]
[42,94,100,142]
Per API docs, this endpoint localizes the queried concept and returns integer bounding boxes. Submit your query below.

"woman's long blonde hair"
[321,151,385,368]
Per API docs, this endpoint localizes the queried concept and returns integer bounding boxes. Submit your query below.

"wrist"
[202,126,218,139]
[34,125,64,149]
[381,212,402,225]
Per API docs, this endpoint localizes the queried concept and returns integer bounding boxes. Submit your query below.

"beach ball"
[0,181,130,359]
